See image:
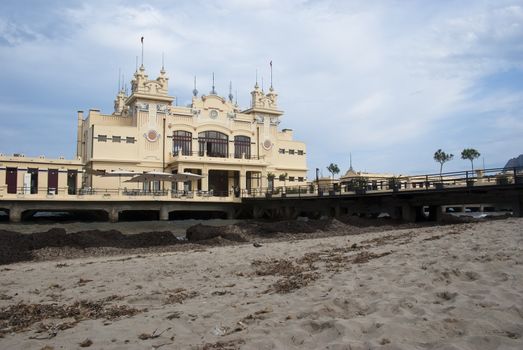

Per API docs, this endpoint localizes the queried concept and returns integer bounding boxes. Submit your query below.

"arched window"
[173,131,192,156]
[234,135,251,159]
[198,131,228,158]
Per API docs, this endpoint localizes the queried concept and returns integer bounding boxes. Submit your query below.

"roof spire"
[161,52,165,73]
[235,88,238,106]
[255,69,259,89]
[211,72,216,94]
[261,77,264,93]
[140,36,144,67]
[349,152,353,171]
[193,76,198,97]
[228,81,234,102]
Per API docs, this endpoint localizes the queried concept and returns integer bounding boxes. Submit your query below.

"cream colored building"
[1,64,308,199]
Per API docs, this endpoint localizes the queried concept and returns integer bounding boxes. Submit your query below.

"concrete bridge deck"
[1,182,522,223]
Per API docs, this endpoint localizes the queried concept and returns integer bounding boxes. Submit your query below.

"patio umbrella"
[101,170,139,188]
[171,172,204,181]
[124,172,174,183]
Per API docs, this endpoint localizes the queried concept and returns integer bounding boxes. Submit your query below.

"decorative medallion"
[209,109,218,119]
[262,139,273,150]
[144,129,160,142]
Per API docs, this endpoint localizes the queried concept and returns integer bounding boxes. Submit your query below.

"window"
[298,177,304,182]
[289,176,295,182]
[279,148,285,154]
[297,150,304,155]
[112,136,121,143]
[289,149,295,155]
[234,135,251,159]
[126,137,136,144]
[198,131,228,158]
[98,135,107,142]
[173,130,192,155]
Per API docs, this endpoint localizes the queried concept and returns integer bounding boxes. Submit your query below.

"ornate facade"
[1,64,308,199]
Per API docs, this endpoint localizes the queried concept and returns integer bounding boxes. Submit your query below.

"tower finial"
[161,52,165,72]
[140,36,144,67]
[193,76,198,97]
[261,77,264,92]
[255,69,259,88]
[228,81,234,102]
[211,72,216,94]
[235,89,238,106]
[349,152,353,171]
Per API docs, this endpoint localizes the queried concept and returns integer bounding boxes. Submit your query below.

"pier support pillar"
[401,204,417,223]
[160,207,169,221]
[253,206,263,219]
[513,197,523,217]
[108,208,119,223]
[8,207,22,223]
[428,205,443,222]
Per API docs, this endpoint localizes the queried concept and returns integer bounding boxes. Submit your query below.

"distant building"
[0,64,307,199]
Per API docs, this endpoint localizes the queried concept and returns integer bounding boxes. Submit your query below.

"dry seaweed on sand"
[269,272,321,294]
[200,339,245,350]
[352,251,392,264]
[0,299,143,335]
[251,258,306,276]
[164,288,199,304]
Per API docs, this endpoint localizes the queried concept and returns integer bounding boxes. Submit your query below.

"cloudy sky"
[0,0,522,177]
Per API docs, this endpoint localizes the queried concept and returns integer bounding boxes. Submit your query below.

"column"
[58,169,68,196]
[0,167,6,194]
[239,169,246,195]
[9,206,22,223]
[160,206,169,221]
[108,208,119,223]
[401,204,417,223]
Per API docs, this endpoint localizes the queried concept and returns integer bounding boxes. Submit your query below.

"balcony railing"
[171,150,264,161]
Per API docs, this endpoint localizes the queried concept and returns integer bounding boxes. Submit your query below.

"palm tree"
[434,149,454,182]
[326,163,340,179]
[461,148,480,172]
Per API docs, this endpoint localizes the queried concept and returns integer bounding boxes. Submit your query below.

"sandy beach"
[1,218,522,349]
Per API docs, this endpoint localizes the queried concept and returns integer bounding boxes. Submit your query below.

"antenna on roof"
[349,152,353,171]
[161,52,165,71]
[211,72,216,94]
[140,36,144,67]
[228,81,233,102]
[193,76,198,97]
[255,69,259,88]
[261,77,264,92]
[270,60,273,90]
[118,68,121,92]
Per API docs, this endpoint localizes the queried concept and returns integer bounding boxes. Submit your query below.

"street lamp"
[316,167,320,196]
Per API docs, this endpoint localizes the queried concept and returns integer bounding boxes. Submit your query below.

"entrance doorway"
[48,169,58,194]
[67,170,77,195]
[28,168,38,194]
[6,168,17,194]
[208,170,229,196]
